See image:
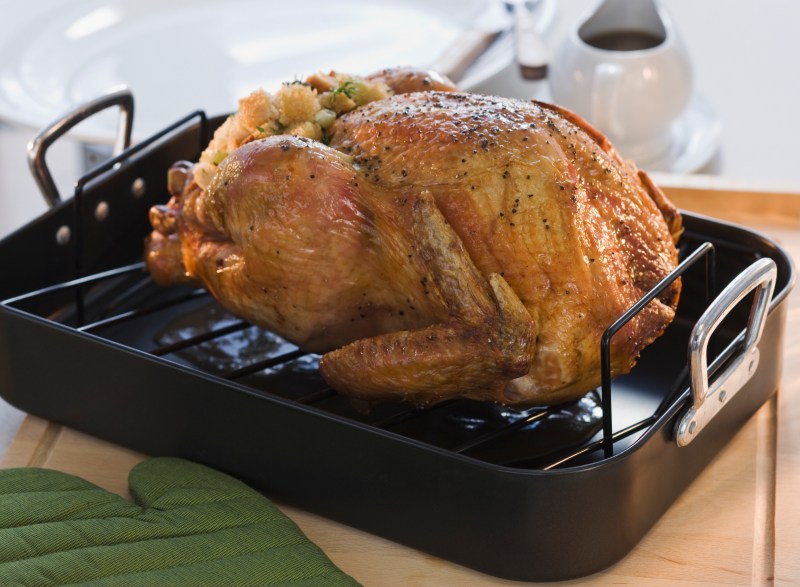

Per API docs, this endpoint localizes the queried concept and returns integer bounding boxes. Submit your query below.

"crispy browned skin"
[146,70,681,407]
[365,66,458,94]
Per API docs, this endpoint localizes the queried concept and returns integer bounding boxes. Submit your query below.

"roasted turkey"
[146,67,682,407]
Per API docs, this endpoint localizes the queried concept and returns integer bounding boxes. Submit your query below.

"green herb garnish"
[330,80,357,101]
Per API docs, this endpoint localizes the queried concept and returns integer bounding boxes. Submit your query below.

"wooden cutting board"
[3,180,800,586]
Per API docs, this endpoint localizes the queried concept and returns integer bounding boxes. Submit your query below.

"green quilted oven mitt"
[0,458,360,586]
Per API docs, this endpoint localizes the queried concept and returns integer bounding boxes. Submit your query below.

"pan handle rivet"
[55,225,71,245]
[131,177,146,198]
[95,201,109,221]
[688,420,697,434]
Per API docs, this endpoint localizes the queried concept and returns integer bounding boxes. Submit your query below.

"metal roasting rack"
[1,234,722,470]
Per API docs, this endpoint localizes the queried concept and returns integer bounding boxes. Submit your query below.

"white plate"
[639,92,722,174]
[532,84,722,174]
[0,0,554,143]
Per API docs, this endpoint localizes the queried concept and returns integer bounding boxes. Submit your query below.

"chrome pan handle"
[675,257,777,446]
[27,89,134,208]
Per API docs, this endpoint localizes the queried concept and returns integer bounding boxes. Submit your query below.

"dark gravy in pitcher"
[585,30,663,51]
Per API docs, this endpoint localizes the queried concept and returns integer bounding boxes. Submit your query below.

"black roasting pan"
[0,92,794,581]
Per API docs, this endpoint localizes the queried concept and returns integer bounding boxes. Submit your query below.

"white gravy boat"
[549,0,692,162]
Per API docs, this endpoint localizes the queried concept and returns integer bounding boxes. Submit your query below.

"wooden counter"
[3,181,799,586]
